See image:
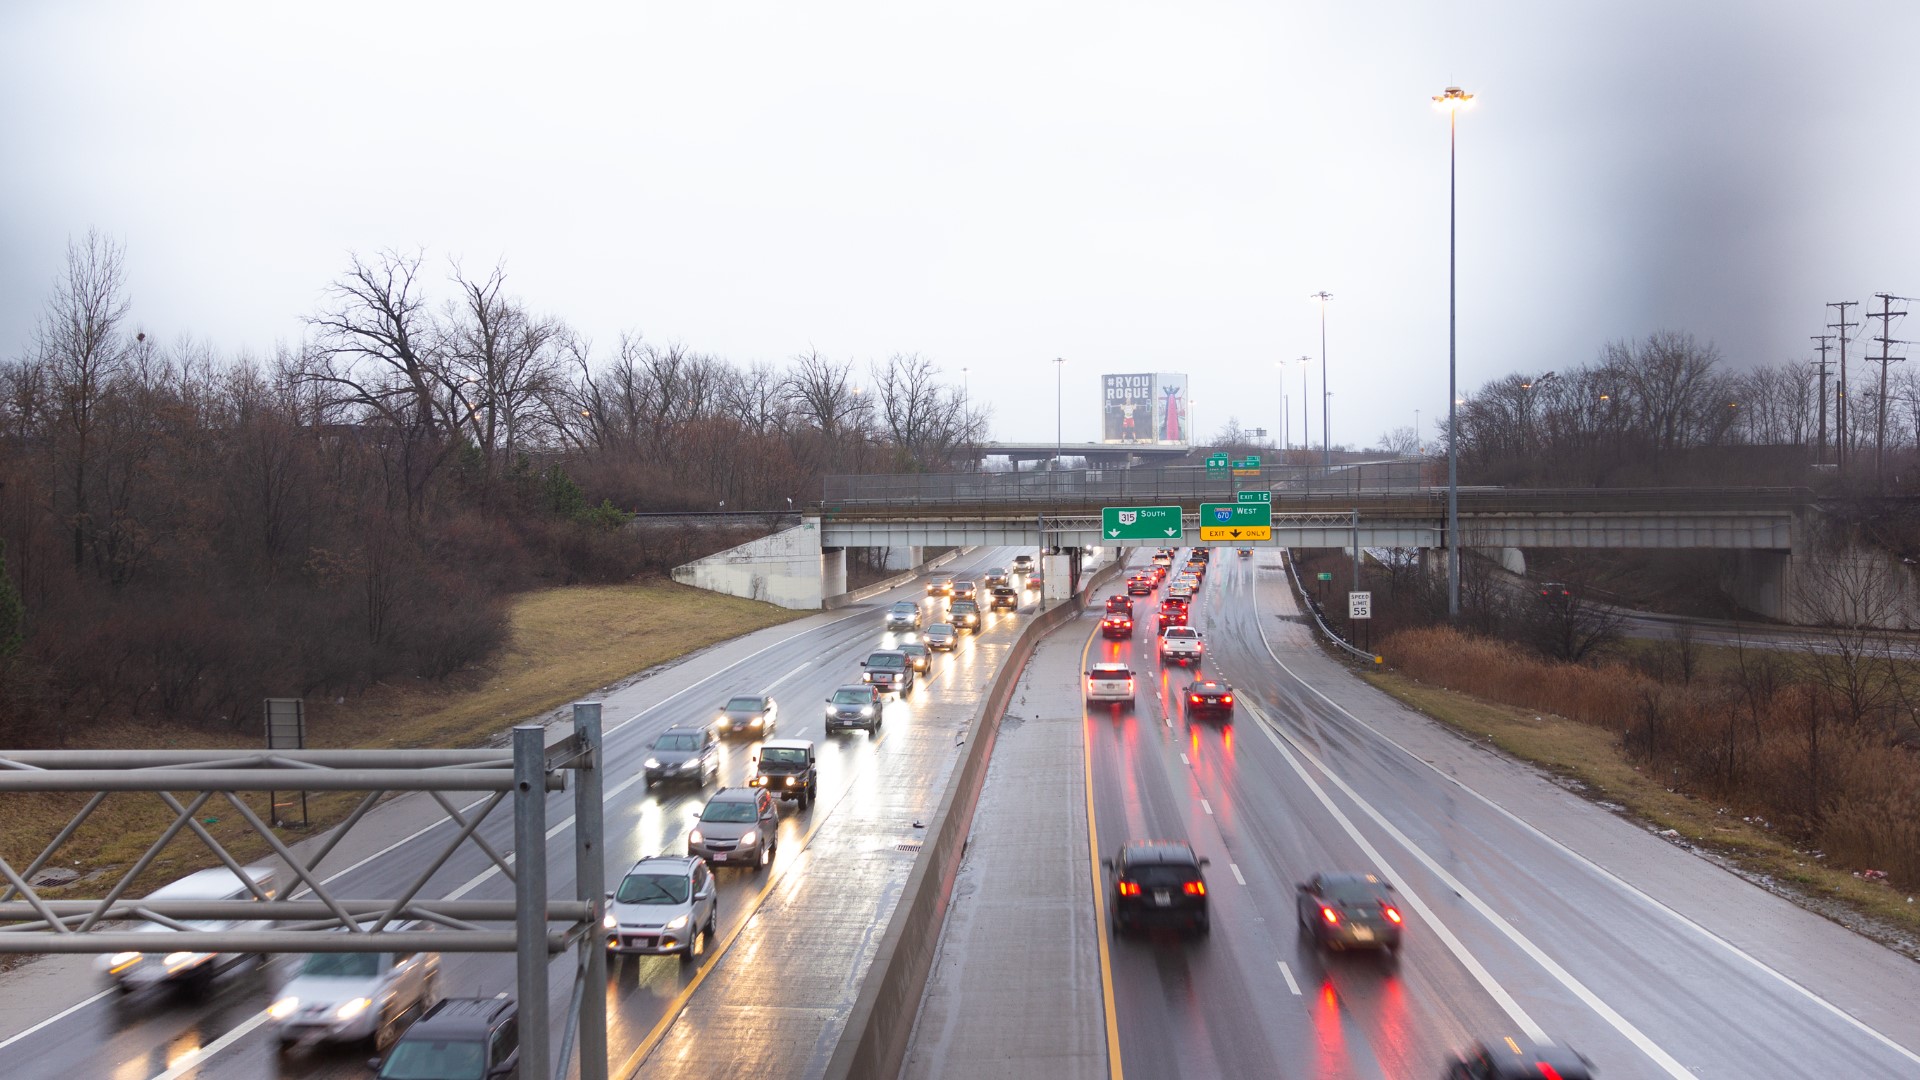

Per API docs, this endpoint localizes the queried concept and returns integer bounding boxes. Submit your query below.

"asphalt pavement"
[0,546,1047,1080]
[906,549,1920,1079]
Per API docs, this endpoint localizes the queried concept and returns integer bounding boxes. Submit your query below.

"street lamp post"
[1435,84,1473,620]
[1053,357,1065,469]
[1311,293,1333,467]
[1297,355,1311,458]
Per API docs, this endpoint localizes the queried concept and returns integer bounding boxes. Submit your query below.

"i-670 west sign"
[1102,505,1184,541]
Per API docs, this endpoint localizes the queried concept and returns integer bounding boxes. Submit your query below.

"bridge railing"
[822,462,1434,510]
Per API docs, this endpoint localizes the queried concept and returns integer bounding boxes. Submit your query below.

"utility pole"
[1810,335,1833,464]
[1868,293,1910,485]
[1297,355,1311,459]
[1828,301,1858,471]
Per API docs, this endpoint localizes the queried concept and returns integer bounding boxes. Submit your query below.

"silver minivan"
[269,923,441,1050]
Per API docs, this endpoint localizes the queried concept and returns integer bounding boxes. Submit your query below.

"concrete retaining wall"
[671,521,832,609]
[822,553,1129,1080]
[823,547,972,610]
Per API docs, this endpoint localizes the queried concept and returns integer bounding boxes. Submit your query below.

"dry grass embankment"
[2,580,802,892]
[1369,626,1920,941]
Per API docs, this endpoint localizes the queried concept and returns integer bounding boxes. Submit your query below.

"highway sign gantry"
[1198,501,1270,541]
[1102,505,1185,541]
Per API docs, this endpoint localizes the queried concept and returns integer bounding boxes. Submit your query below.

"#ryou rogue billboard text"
[1102,373,1188,445]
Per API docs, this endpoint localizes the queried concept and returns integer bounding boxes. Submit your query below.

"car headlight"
[268,996,299,1020]
[164,951,204,970]
[738,829,758,846]
[784,776,796,786]
[664,914,689,931]
[108,951,142,972]
[861,705,873,716]
[335,997,371,1021]
[689,828,703,845]
[603,912,617,929]
[749,717,762,727]
[645,757,661,769]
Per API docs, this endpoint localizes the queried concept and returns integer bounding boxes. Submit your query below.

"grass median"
[2,580,803,894]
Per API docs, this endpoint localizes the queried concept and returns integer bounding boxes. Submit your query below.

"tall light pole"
[1297,355,1311,456]
[1053,357,1066,469]
[1435,84,1473,620]
[1275,361,1287,451]
[1311,292,1333,467]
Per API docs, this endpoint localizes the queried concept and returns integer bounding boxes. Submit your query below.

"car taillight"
[1383,904,1403,924]
[1221,695,1232,704]
[1183,881,1206,896]
[1320,906,1340,926]
[1117,881,1141,896]
[1125,680,1135,691]
[1190,694,1202,703]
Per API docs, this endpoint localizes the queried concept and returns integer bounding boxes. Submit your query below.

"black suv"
[988,584,1018,610]
[750,739,818,805]
[1104,840,1210,937]
[371,995,517,1079]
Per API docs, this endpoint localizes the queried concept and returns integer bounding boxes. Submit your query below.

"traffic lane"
[1206,553,1920,1076]
[1,548,1026,1080]
[1105,565,1508,1080]
[1084,615,1307,1080]
[184,586,1031,1080]
[617,580,1039,1077]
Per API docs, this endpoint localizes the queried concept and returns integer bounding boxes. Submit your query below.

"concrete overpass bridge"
[677,468,1858,620]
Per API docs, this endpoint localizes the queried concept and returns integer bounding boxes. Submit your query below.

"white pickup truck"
[1158,626,1205,666]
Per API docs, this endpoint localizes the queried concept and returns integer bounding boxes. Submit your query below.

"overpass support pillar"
[822,547,848,598]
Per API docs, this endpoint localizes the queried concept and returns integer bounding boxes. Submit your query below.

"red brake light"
[1117,881,1141,896]
[1320,906,1340,926]
[1383,904,1402,924]
[1183,880,1206,896]
[1221,695,1232,704]
[1190,694,1202,703]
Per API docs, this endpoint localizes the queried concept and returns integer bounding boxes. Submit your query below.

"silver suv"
[605,856,717,964]
[885,601,923,632]
[689,787,780,870]
[268,924,441,1051]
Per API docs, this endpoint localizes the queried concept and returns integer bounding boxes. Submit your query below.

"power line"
[1868,293,1911,483]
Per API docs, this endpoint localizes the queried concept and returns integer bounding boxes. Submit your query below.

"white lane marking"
[765,659,814,692]
[0,991,112,1052]
[147,1011,268,1080]
[1242,702,1551,1046]
[1179,753,1190,766]
[1200,799,1213,816]
[1277,960,1301,995]
[1250,583,1920,1070]
[1230,862,1246,886]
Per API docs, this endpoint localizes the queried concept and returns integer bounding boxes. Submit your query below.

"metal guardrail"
[1280,550,1381,664]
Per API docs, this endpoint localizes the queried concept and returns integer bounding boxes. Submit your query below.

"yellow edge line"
[1079,619,1126,1080]
[616,724,890,1078]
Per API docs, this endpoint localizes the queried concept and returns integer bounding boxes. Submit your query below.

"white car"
[1084,663,1137,704]
[1159,626,1205,666]
[100,865,276,998]
[268,925,441,1050]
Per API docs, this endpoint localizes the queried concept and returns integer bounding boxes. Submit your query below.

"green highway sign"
[1198,501,1271,541]
[1236,490,1272,503]
[1204,453,1229,474]
[1102,505,1185,541]
[1231,455,1261,469]
[1317,572,1334,581]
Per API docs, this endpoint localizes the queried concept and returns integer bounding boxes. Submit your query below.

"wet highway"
[0,547,1041,1080]
[1064,551,1920,1078]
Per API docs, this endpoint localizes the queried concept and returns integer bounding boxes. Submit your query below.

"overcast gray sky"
[4,1,1915,451]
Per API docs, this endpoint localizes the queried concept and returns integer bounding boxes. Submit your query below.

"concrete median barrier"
[823,553,1128,1080]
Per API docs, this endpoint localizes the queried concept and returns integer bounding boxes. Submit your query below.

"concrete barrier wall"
[822,552,1129,1080]
[671,521,830,609]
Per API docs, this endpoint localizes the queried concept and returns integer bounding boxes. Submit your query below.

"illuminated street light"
[1434,84,1473,620]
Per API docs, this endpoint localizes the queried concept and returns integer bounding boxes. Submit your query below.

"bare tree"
[34,229,134,570]
[442,262,565,478]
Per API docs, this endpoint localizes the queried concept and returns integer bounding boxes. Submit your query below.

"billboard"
[1102,373,1189,446]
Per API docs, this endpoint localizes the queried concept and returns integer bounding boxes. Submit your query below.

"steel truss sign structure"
[0,705,611,1080]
